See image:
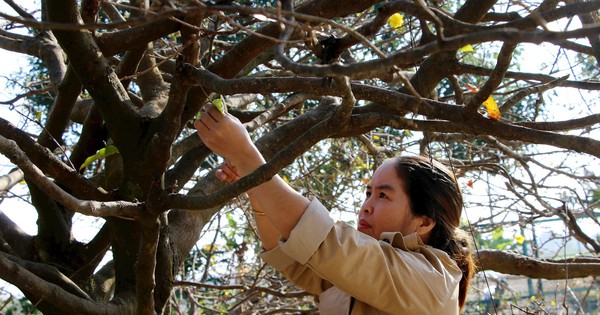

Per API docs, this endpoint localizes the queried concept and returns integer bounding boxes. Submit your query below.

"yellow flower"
[388,13,404,29]
[483,96,500,121]
[515,234,525,245]
[459,44,475,52]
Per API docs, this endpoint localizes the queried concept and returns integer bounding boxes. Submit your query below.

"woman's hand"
[196,103,309,242]
[215,160,241,184]
[194,103,265,175]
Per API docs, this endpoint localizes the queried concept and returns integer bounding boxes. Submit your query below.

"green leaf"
[79,145,120,170]
[212,95,227,113]
[591,188,600,203]
[492,226,504,241]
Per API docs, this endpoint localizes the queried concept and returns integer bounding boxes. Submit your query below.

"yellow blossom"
[515,234,525,245]
[388,13,404,29]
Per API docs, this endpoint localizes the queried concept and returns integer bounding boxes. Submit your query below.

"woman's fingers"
[204,103,224,121]
[215,169,230,182]
[216,162,241,183]
[223,162,241,180]
[223,162,240,178]
[194,102,260,172]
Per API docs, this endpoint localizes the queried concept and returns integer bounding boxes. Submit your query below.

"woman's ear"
[415,216,436,243]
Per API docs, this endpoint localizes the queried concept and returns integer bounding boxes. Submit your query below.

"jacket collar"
[379,232,424,251]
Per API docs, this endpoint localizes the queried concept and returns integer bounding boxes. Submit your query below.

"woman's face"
[358,160,424,239]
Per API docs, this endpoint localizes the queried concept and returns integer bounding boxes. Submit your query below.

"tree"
[0,0,599,314]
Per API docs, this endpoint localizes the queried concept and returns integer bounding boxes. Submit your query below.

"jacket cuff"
[259,244,296,271]
[279,198,335,265]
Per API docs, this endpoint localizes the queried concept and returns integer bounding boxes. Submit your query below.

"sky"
[0,1,39,236]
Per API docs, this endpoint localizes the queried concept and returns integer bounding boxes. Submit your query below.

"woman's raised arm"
[194,103,310,240]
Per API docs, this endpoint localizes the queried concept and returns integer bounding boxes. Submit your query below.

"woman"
[195,103,474,314]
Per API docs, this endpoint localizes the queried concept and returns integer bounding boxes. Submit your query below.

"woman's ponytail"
[451,229,475,309]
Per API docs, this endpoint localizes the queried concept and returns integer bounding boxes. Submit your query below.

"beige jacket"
[260,198,462,315]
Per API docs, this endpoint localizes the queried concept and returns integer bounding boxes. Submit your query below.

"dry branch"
[0,136,142,219]
[477,249,600,279]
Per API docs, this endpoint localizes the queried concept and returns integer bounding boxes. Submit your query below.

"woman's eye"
[379,192,388,199]
[365,191,371,198]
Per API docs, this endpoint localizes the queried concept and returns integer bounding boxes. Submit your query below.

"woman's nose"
[360,202,372,215]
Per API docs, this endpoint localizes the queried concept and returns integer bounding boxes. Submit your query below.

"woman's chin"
[357,227,375,238]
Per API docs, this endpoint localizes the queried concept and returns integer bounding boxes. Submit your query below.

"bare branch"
[47,1,141,150]
[135,217,160,315]
[38,66,82,151]
[500,75,569,112]
[477,249,600,279]
[0,251,128,314]
[465,42,517,113]
[458,64,600,90]
[175,281,312,299]
[331,77,355,123]
[0,168,24,193]
[0,117,112,200]
[0,211,32,258]
[557,205,600,253]
[3,252,91,300]
[0,135,143,218]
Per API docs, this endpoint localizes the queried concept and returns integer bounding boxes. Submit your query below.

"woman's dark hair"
[391,155,474,310]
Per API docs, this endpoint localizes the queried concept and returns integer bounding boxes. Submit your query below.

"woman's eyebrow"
[366,184,395,192]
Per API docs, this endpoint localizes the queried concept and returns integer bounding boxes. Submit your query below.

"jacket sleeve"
[267,198,462,313]
[259,198,336,295]
[260,243,334,296]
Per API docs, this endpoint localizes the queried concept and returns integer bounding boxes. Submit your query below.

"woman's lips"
[357,219,371,231]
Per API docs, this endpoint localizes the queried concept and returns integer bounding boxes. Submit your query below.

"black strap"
[348,297,355,314]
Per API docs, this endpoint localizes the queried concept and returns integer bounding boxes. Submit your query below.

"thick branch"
[0,30,66,88]
[465,42,516,113]
[0,117,110,200]
[0,211,33,259]
[167,118,333,210]
[175,281,311,299]
[331,77,355,122]
[0,168,24,193]
[0,251,128,314]
[3,252,91,300]
[70,224,111,283]
[275,25,600,80]
[153,59,194,165]
[565,0,600,66]
[500,75,569,112]
[0,135,143,218]
[38,65,83,151]
[135,217,160,315]
[68,105,109,172]
[458,63,600,90]
[96,17,182,57]
[517,114,600,131]
[46,0,140,150]
[183,71,600,158]
[476,249,600,279]
[558,206,600,253]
